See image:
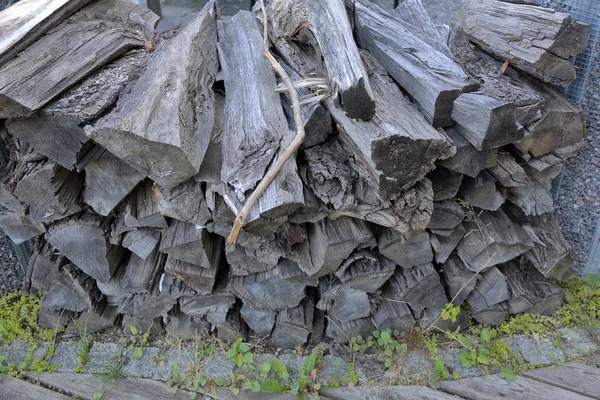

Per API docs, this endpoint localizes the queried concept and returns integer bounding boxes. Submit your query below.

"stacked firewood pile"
[0,0,590,346]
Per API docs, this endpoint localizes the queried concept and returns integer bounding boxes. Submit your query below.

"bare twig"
[227,0,310,244]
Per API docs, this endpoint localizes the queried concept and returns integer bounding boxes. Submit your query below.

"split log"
[124,180,168,229]
[498,261,562,315]
[427,167,463,202]
[11,159,83,223]
[431,224,466,264]
[383,263,447,309]
[195,90,225,184]
[0,213,45,244]
[459,173,506,211]
[215,304,248,342]
[428,199,464,230]
[277,259,319,287]
[514,81,586,157]
[439,254,477,305]
[465,266,509,313]
[164,313,211,340]
[46,212,124,283]
[240,304,276,337]
[0,0,93,67]
[352,0,477,127]
[164,251,221,295]
[372,293,415,333]
[318,283,371,324]
[456,209,535,271]
[437,127,497,178]
[520,153,564,189]
[486,151,529,187]
[451,93,524,151]
[5,49,148,170]
[377,230,433,269]
[306,217,373,277]
[271,298,314,348]
[470,302,508,326]
[94,263,128,301]
[122,248,167,294]
[86,2,218,188]
[451,0,590,85]
[0,0,158,118]
[83,151,145,216]
[326,316,375,344]
[77,304,118,333]
[152,180,212,226]
[121,315,165,336]
[266,0,376,120]
[41,264,103,313]
[506,179,554,216]
[24,239,67,293]
[228,260,308,311]
[122,228,160,260]
[449,28,545,126]
[553,141,585,160]
[326,51,452,200]
[335,249,395,293]
[179,284,236,325]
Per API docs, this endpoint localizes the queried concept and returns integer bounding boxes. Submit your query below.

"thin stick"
[227,0,307,244]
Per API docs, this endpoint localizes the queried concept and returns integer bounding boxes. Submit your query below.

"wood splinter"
[227,0,327,244]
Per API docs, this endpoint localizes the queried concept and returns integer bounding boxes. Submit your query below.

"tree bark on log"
[437,127,497,178]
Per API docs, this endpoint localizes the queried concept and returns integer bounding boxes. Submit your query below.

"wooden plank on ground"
[0,374,73,400]
[523,363,600,399]
[321,385,462,399]
[439,374,594,400]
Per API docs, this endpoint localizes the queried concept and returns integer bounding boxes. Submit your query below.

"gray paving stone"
[438,348,482,379]
[121,347,160,378]
[558,327,599,358]
[86,342,123,374]
[403,351,433,379]
[49,341,83,372]
[507,334,565,366]
[5,339,34,365]
[154,347,197,381]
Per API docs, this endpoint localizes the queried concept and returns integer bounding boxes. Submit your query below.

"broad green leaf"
[500,368,517,380]
[130,326,138,336]
[134,348,143,359]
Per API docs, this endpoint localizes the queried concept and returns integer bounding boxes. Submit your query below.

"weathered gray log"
[179,283,236,325]
[122,248,167,294]
[306,217,373,277]
[165,251,221,295]
[514,81,586,157]
[164,313,211,340]
[498,261,562,315]
[437,127,497,178]
[122,228,160,260]
[325,51,452,200]
[266,0,376,120]
[0,0,158,118]
[195,91,225,184]
[318,283,371,324]
[121,315,165,336]
[160,220,222,268]
[431,224,466,264]
[229,260,308,311]
[11,159,83,223]
[428,167,463,201]
[24,239,67,293]
[335,249,395,293]
[352,0,477,127]
[86,2,218,188]
[83,151,145,216]
[486,151,529,187]
[271,298,314,348]
[451,0,590,85]
[277,259,319,287]
[506,179,554,216]
[417,304,469,332]
[77,304,118,333]
[41,264,103,313]
[153,180,212,226]
[383,263,447,309]
[553,141,585,160]
[465,266,509,313]
[372,294,415,333]
[0,0,93,66]
[456,209,534,271]
[520,153,564,189]
[240,304,276,337]
[449,28,545,126]
[94,263,128,301]
[459,173,505,211]
[470,302,508,326]
[428,199,464,230]
[451,93,524,151]
[215,305,248,342]
[0,213,45,244]
[46,212,124,283]
[124,180,168,229]
[377,230,433,269]
[439,254,477,305]
[5,50,148,170]
[326,316,375,344]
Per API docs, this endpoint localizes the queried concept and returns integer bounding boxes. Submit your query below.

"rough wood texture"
[353,0,477,127]
[451,0,590,85]
[428,199,465,230]
[84,151,145,216]
[456,209,534,271]
[87,2,217,188]
[124,180,168,229]
[372,291,416,333]
[515,81,586,157]
[383,263,447,309]
[428,167,463,201]
[459,173,506,211]
[267,0,376,120]
[122,228,160,260]
[0,213,45,244]
[470,301,508,326]
[524,363,600,399]
[440,254,478,305]
[0,0,157,119]
[465,266,509,313]
[179,285,235,325]
[24,239,67,293]
[431,224,466,264]
[46,213,124,283]
[160,220,221,267]
[498,260,562,315]
[0,374,75,400]
[326,316,375,344]
[5,50,148,170]
[335,249,395,293]
[240,304,276,337]
[318,283,370,324]
[506,179,554,216]
[486,151,529,187]
[377,230,433,269]
[164,254,220,295]
[41,263,102,312]
[321,385,462,400]
[326,51,451,200]
[272,298,314,348]
[122,248,166,294]
[437,127,497,178]
[451,93,524,151]
[153,180,212,226]
[117,275,191,319]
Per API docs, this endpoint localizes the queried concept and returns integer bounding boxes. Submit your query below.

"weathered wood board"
[0,374,74,400]
[523,363,600,399]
